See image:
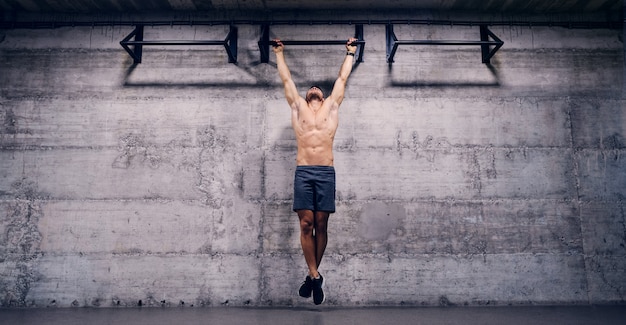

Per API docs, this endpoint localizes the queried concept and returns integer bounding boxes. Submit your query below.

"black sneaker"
[312,274,325,305]
[298,275,313,298]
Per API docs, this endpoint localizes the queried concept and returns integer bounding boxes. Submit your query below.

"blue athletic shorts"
[293,165,336,213]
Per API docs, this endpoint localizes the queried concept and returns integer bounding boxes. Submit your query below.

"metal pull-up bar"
[258,24,365,63]
[118,23,502,65]
[120,25,238,64]
[269,40,363,46]
[386,24,503,64]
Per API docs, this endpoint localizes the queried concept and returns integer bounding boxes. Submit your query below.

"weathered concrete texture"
[0,10,625,307]
[27,254,260,308]
[0,200,42,307]
[264,200,582,256]
[263,253,588,306]
[38,200,260,254]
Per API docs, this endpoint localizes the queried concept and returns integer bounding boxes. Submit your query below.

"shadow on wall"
[117,50,501,88]
[120,55,355,90]
[387,61,501,88]
[120,59,276,88]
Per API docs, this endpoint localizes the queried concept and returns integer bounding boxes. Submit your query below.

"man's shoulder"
[323,98,340,111]
[293,97,308,109]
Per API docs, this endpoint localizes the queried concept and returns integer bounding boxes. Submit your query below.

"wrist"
[347,51,355,56]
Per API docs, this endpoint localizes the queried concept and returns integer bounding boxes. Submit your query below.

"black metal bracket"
[386,24,503,64]
[258,24,365,63]
[120,25,238,64]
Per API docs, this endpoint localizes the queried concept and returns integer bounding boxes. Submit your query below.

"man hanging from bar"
[272,37,357,305]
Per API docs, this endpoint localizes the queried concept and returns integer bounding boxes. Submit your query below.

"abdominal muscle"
[296,144,334,166]
[295,128,335,166]
[292,100,338,166]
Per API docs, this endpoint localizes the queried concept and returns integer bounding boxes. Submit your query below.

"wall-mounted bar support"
[120,25,238,64]
[479,25,503,64]
[120,25,144,63]
[386,24,503,64]
[258,24,365,63]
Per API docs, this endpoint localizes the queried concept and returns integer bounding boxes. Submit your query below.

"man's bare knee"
[314,212,329,234]
[298,210,315,234]
[300,219,314,234]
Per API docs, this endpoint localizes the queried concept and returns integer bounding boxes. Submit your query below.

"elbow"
[279,75,291,84]
[338,69,351,81]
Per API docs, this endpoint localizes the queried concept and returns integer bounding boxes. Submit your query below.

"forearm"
[274,49,299,106]
[337,53,354,82]
[276,52,292,83]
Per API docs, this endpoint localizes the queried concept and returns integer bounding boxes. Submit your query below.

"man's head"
[305,85,324,103]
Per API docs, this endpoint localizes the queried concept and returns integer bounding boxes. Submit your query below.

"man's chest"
[297,107,336,130]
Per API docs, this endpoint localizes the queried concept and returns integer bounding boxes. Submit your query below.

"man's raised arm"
[273,39,301,108]
[328,37,357,107]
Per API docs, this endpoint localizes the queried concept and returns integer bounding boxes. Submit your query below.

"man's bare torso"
[291,98,339,166]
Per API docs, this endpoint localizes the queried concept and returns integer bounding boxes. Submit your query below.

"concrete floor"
[1,305,625,325]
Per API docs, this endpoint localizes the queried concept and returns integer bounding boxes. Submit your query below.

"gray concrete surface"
[1,305,626,325]
[0,9,624,308]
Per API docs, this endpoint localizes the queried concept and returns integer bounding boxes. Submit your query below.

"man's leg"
[297,209,319,278]
[297,210,329,305]
[309,211,329,305]
[314,211,330,268]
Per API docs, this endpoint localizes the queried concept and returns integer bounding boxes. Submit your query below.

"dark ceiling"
[0,0,623,13]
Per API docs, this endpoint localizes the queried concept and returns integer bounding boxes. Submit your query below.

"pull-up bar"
[386,24,503,64]
[118,23,502,65]
[258,24,365,63]
[120,25,238,64]
[269,40,364,46]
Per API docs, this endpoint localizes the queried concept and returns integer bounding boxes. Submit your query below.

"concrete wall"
[0,10,624,307]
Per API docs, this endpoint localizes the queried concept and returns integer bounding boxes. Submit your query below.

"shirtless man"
[272,38,357,305]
